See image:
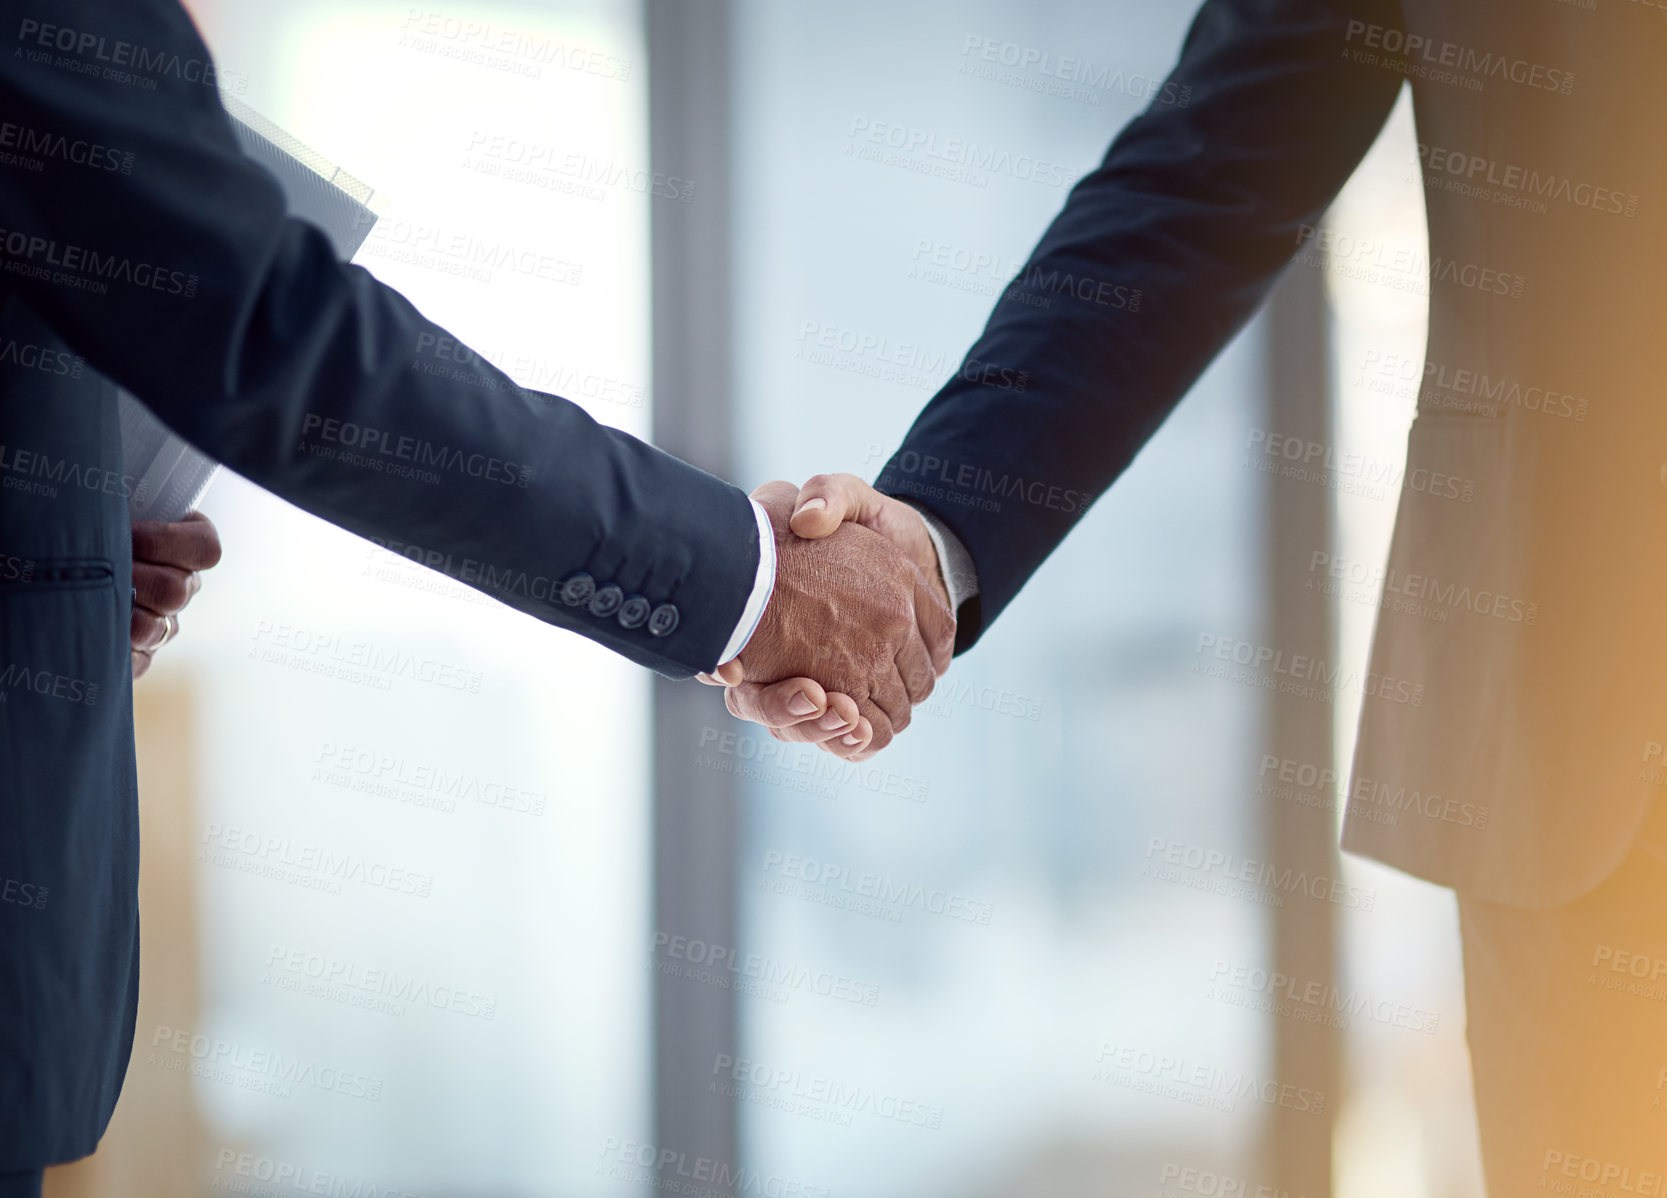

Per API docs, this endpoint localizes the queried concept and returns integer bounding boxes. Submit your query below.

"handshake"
[122,473,960,766]
[698,474,958,760]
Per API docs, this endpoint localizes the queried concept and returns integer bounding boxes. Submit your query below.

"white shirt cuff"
[899,499,979,613]
[717,498,777,666]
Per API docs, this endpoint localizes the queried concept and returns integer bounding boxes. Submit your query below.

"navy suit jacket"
[0,0,759,1168]
[879,0,1403,650]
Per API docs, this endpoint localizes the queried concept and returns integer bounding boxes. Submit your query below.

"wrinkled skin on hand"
[729,481,952,758]
[709,476,956,760]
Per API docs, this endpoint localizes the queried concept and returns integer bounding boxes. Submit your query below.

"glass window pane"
[166,3,653,1191]
[729,3,1278,1193]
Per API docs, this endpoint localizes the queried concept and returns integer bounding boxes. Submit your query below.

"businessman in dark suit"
[726,0,1667,1190]
[0,0,951,1187]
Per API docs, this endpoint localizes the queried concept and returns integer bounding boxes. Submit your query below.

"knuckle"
[767,682,800,719]
[159,577,189,611]
[198,533,224,569]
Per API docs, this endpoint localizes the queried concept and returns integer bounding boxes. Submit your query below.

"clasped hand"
[130,510,221,678]
[699,477,952,760]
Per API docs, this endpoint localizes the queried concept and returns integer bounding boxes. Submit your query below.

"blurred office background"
[46,2,1483,1196]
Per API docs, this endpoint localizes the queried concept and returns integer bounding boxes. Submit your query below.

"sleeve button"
[617,595,652,630]
[648,603,680,637]
[560,572,595,607]
[589,585,624,618]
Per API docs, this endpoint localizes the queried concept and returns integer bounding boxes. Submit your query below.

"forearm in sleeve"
[0,3,756,677]
[877,0,1404,652]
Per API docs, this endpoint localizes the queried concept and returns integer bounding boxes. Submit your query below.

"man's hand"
[703,481,953,760]
[709,476,956,758]
[130,510,222,679]
[788,473,949,613]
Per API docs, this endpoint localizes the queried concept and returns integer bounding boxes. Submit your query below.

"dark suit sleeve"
[0,2,757,678]
[877,0,1404,652]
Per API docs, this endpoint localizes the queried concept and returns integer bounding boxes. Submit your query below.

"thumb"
[790,473,883,538]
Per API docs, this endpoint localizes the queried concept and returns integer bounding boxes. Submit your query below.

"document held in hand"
[121,95,384,522]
